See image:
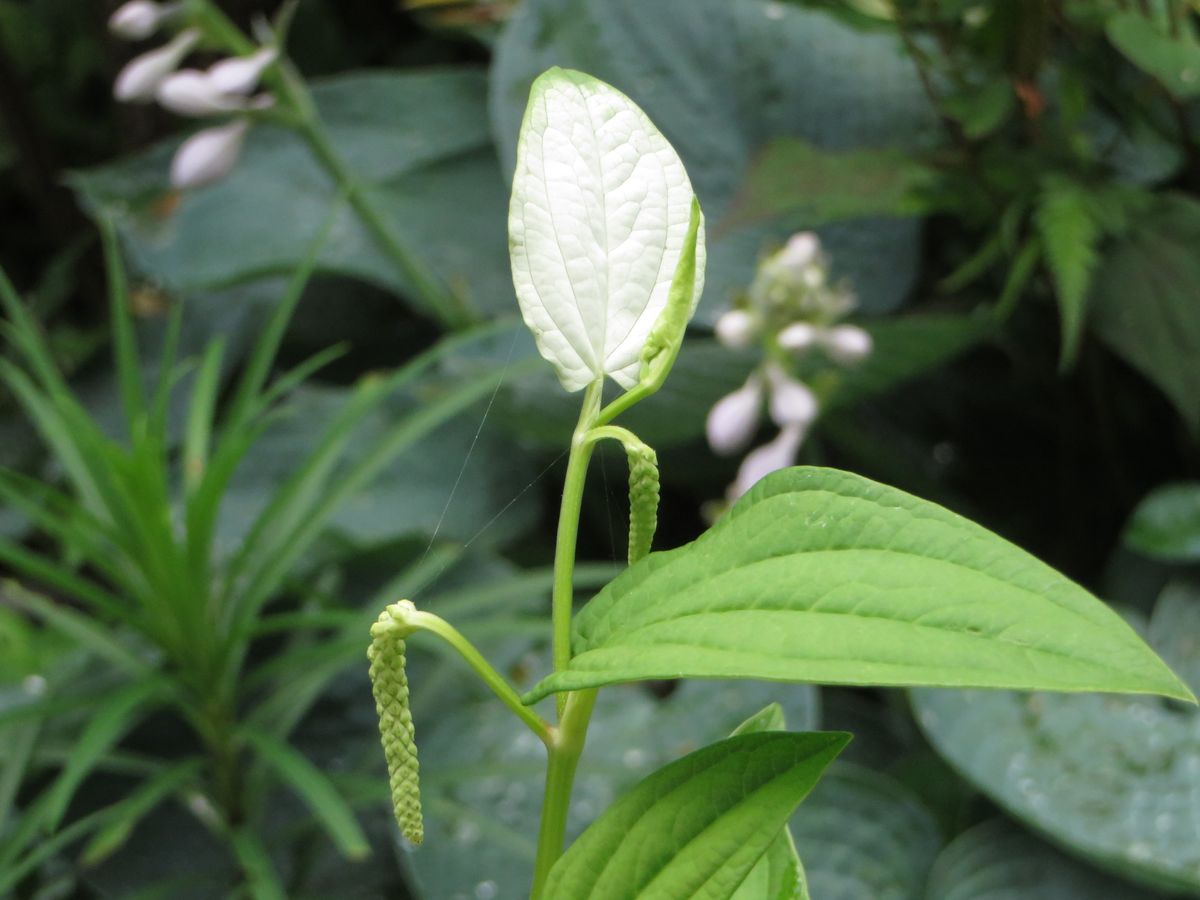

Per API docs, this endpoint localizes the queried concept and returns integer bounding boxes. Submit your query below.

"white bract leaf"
[508,67,706,392]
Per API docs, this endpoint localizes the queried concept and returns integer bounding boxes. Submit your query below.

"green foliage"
[913,582,1200,894]
[1034,176,1102,367]
[1089,194,1200,433]
[541,731,848,900]
[1124,482,1200,562]
[727,139,936,228]
[526,466,1191,702]
[1107,12,1200,101]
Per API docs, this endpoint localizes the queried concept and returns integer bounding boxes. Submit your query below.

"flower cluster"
[707,232,872,502]
[109,1,278,190]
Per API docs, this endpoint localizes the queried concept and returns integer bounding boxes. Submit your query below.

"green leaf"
[526,466,1193,703]
[1034,176,1102,367]
[80,760,203,865]
[1107,12,1200,100]
[927,819,1165,900]
[509,67,705,392]
[728,705,809,900]
[72,70,512,316]
[1089,193,1200,432]
[44,678,166,831]
[542,731,848,900]
[913,581,1200,894]
[725,138,934,229]
[409,671,817,899]
[941,79,1015,139]
[1123,482,1200,562]
[791,762,942,898]
[241,726,371,860]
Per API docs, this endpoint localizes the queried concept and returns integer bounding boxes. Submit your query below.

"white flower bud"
[767,374,817,428]
[706,377,763,456]
[777,231,820,273]
[157,69,250,117]
[170,119,250,190]
[207,47,278,95]
[729,424,806,500]
[821,324,873,365]
[801,264,826,289]
[109,1,166,40]
[777,321,818,352]
[113,27,199,103]
[715,309,758,348]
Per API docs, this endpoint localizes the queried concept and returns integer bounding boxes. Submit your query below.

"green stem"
[530,688,596,899]
[528,380,606,896]
[290,110,474,330]
[189,0,473,330]
[551,380,604,679]
[402,609,553,748]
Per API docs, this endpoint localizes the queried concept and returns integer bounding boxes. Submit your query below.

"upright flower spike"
[508,67,706,392]
[368,601,423,845]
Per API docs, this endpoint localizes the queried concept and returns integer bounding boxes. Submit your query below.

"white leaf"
[508,67,706,392]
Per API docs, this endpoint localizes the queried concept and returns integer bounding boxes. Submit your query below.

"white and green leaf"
[525,467,1193,703]
[508,67,706,392]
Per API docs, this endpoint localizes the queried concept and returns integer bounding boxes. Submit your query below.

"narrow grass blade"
[241,726,370,859]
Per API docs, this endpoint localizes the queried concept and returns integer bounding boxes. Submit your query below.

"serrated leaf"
[508,67,706,392]
[1034,177,1101,367]
[913,583,1200,894]
[542,731,848,900]
[1107,12,1200,100]
[1123,482,1200,563]
[526,467,1193,703]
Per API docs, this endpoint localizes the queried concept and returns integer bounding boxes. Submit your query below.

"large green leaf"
[542,731,848,900]
[72,70,512,317]
[725,139,935,229]
[407,676,818,899]
[217,382,538,555]
[1123,482,1200,563]
[1089,194,1200,432]
[526,467,1192,703]
[728,704,809,900]
[926,819,1167,900]
[490,0,935,317]
[912,581,1200,894]
[791,762,942,900]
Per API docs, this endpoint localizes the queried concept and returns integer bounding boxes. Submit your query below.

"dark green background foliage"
[1,0,1199,897]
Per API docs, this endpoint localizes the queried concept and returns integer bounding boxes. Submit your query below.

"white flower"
[715,309,758,348]
[767,372,818,428]
[170,119,250,190]
[157,69,251,116]
[108,0,181,40]
[778,231,820,272]
[777,321,818,353]
[206,47,278,95]
[729,423,806,500]
[801,264,826,289]
[113,27,199,103]
[706,377,763,456]
[821,324,873,365]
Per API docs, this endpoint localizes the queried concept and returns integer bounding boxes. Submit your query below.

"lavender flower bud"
[706,377,763,456]
[170,120,250,190]
[113,27,199,103]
